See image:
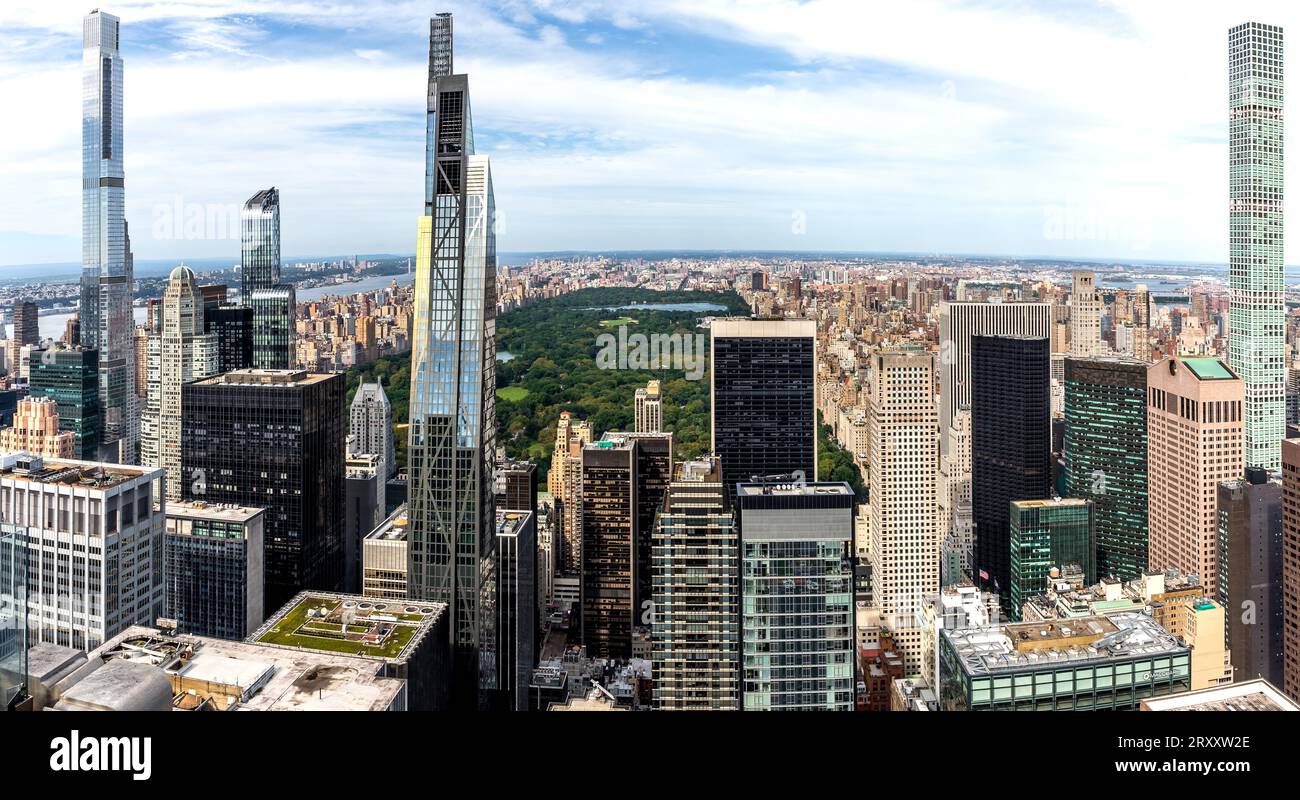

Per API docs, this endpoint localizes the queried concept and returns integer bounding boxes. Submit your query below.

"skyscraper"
[241,188,281,295]
[1282,438,1300,699]
[13,302,39,347]
[1067,271,1104,356]
[349,381,395,479]
[651,457,739,711]
[710,318,817,501]
[970,335,1052,608]
[206,305,253,374]
[141,266,218,500]
[938,301,1052,451]
[634,379,662,433]
[580,438,637,659]
[242,188,296,370]
[867,350,939,673]
[1,453,164,652]
[81,10,136,464]
[1217,468,1283,687]
[496,510,536,713]
[406,12,499,708]
[28,345,100,460]
[0,398,75,459]
[737,481,854,711]
[182,369,345,617]
[1008,498,1095,620]
[1147,356,1243,598]
[1063,356,1148,580]
[1229,22,1285,471]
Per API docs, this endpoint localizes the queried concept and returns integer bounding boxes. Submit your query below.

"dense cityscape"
[0,4,1297,777]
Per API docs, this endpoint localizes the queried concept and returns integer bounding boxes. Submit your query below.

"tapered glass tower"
[407,12,499,708]
[81,9,136,463]
[1229,22,1285,470]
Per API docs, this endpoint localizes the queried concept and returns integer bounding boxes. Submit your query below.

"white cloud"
[1,0,1297,263]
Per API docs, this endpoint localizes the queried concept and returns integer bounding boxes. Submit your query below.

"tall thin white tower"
[1229,22,1285,470]
[81,9,137,463]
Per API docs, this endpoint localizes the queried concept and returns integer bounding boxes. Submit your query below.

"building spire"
[430,12,453,77]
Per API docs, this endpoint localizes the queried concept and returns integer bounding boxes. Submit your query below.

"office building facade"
[1147,357,1243,598]
[1217,468,1283,686]
[867,350,939,672]
[1063,356,1148,580]
[970,335,1052,608]
[182,369,345,616]
[710,318,817,502]
[651,457,740,710]
[496,510,536,712]
[1008,498,1095,620]
[0,454,163,652]
[163,500,265,641]
[737,481,854,711]
[28,346,100,461]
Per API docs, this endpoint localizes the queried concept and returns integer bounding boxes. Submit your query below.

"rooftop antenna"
[430,13,453,77]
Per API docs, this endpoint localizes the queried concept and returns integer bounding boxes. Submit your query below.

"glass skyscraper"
[407,13,499,708]
[737,481,854,711]
[1008,498,1095,620]
[81,9,136,463]
[1063,356,1148,580]
[28,346,101,460]
[710,319,817,503]
[971,335,1052,611]
[242,188,296,369]
[1228,22,1285,470]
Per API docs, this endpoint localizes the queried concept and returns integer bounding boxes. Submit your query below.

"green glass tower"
[1228,22,1284,470]
[28,345,101,460]
[1009,498,1095,620]
[1063,356,1147,580]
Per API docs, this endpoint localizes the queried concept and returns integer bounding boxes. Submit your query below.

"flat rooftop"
[944,612,1186,677]
[1180,357,1237,381]
[93,626,409,711]
[497,510,533,538]
[251,592,443,662]
[365,504,409,541]
[166,500,264,524]
[194,369,333,388]
[1141,679,1300,711]
[0,453,156,489]
[736,482,853,497]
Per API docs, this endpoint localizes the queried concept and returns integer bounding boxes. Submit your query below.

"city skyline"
[11,2,1300,267]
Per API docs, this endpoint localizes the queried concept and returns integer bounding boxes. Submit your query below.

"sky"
[4,0,1300,267]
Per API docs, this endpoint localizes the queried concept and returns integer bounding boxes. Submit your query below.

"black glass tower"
[181,369,345,617]
[970,335,1051,609]
[207,305,254,374]
[710,319,817,502]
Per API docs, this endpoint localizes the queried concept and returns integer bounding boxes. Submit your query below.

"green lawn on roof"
[256,596,417,659]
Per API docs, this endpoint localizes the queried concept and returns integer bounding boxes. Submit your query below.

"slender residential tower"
[406,12,499,709]
[242,188,296,369]
[1228,22,1285,470]
[81,10,137,463]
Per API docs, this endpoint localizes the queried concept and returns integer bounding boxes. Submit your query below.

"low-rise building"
[939,612,1192,711]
